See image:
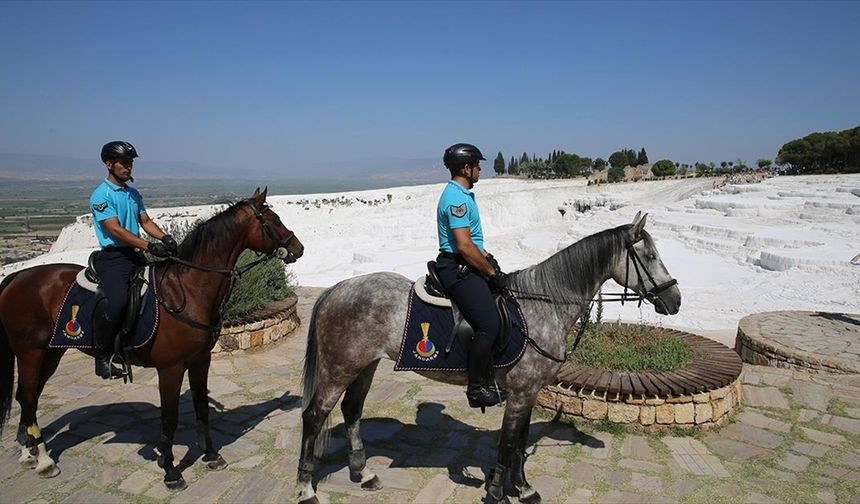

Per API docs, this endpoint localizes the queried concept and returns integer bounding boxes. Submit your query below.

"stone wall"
[536,378,742,429]
[212,296,300,354]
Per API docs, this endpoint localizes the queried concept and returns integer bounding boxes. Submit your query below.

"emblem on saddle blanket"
[414,322,437,361]
[395,287,529,372]
[63,305,84,339]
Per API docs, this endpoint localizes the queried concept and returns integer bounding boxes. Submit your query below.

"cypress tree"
[494,152,506,175]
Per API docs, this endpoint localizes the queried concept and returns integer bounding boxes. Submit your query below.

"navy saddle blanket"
[50,268,159,349]
[394,286,529,372]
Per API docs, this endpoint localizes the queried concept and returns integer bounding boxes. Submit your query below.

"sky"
[1,1,859,178]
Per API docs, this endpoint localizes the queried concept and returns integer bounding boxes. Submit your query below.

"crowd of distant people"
[713,171,775,189]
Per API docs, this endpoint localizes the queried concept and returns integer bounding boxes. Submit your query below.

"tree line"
[776,125,860,174]
[493,148,650,179]
[491,124,858,182]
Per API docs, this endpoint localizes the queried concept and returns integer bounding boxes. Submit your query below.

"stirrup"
[466,385,508,412]
[95,356,125,380]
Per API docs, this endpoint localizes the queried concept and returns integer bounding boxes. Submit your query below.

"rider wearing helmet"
[435,142,510,408]
[89,141,177,379]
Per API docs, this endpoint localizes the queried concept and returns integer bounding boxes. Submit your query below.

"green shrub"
[568,323,696,372]
[157,216,296,324]
[651,159,676,177]
[222,250,295,322]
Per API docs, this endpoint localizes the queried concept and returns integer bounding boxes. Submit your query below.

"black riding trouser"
[435,253,500,384]
[94,247,145,323]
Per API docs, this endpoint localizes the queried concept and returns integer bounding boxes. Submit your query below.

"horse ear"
[252,187,261,198]
[632,212,648,237]
[632,211,643,226]
[261,186,268,201]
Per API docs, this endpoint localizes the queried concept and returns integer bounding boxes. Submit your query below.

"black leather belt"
[437,251,461,260]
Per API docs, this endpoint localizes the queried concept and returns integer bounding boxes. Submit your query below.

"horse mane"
[509,224,631,305]
[176,200,249,260]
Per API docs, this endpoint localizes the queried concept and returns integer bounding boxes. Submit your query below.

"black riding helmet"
[101,141,139,163]
[443,143,485,170]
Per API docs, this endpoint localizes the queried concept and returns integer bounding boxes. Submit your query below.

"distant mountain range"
[0,152,443,185]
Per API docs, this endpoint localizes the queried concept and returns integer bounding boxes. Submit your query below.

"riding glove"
[161,234,179,255]
[147,241,174,258]
[488,271,510,291]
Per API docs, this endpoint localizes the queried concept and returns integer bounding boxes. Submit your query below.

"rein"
[150,200,295,335]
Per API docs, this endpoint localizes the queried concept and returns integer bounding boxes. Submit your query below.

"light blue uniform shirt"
[89,178,146,248]
[436,180,484,253]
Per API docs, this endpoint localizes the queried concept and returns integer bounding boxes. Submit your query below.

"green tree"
[637,148,649,166]
[694,162,712,176]
[756,158,773,170]
[494,152,506,175]
[625,148,638,167]
[776,125,860,174]
[593,157,606,170]
[520,152,530,165]
[609,150,629,169]
[651,159,676,177]
[608,165,625,182]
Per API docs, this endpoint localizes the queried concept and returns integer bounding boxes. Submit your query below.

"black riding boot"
[466,335,508,408]
[93,312,124,380]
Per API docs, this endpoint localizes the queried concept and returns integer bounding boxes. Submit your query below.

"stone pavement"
[2,288,860,503]
[737,311,860,374]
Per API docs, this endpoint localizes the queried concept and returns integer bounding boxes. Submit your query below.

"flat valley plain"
[0,179,279,264]
[0,176,416,265]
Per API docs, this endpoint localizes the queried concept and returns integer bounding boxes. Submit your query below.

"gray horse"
[297,212,681,503]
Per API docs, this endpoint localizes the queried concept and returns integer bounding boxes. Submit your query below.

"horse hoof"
[298,496,320,504]
[204,454,228,471]
[165,477,187,491]
[519,489,541,504]
[36,464,61,479]
[19,456,37,469]
[361,475,382,491]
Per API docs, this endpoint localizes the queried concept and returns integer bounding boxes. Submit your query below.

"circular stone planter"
[735,311,860,374]
[212,295,300,354]
[536,325,743,428]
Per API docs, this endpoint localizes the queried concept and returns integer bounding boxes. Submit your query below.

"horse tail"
[301,287,332,412]
[0,272,20,436]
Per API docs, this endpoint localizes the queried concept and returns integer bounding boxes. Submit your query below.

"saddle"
[416,261,513,355]
[76,251,150,381]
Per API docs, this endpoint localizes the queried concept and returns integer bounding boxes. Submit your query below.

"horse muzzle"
[647,284,681,315]
[276,246,303,264]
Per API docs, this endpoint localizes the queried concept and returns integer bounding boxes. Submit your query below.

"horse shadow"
[42,390,300,473]
[812,311,860,327]
[316,401,602,487]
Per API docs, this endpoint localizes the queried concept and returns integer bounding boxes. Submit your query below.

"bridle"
[151,199,298,335]
[247,200,298,261]
[613,235,678,309]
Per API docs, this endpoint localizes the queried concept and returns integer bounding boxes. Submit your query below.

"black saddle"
[424,261,513,355]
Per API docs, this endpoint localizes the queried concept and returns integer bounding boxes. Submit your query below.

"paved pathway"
[2,288,860,503]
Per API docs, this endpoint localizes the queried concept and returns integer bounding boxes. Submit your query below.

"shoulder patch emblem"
[92,202,108,212]
[450,203,467,218]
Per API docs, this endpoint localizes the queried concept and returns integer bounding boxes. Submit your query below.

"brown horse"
[0,188,303,490]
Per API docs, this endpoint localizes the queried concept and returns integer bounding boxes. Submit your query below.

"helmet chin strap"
[467,165,479,184]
